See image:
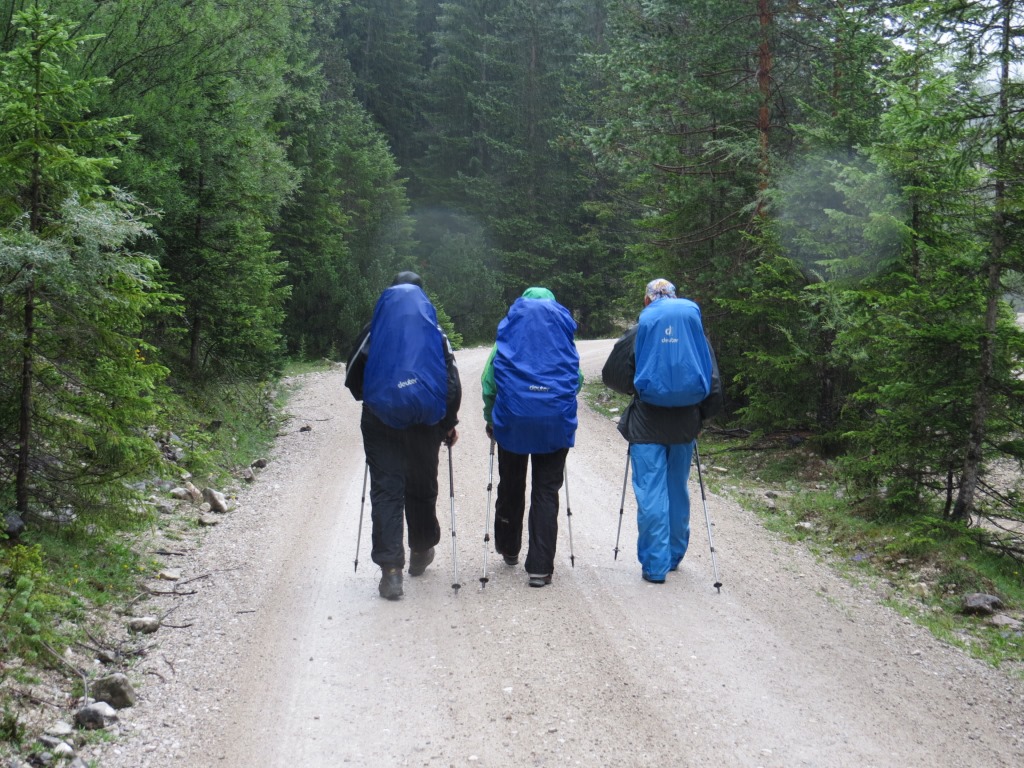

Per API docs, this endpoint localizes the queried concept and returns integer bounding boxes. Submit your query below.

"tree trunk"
[190,172,205,376]
[18,68,44,513]
[951,1,1012,522]
[952,258,1002,522]
[755,0,773,215]
[190,313,203,376]
[16,279,35,515]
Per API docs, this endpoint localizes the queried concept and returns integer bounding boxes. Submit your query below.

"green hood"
[522,286,555,300]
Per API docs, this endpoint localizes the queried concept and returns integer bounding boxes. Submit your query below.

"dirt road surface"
[93,340,1024,768]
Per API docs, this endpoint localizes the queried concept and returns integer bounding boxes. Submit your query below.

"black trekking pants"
[493,446,568,576]
[361,408,444,569]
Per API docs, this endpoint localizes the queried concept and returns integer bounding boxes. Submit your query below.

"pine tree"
[917,0,1024,521]
[416,0,622,332]
[0,6,166,520]
[335,0,426,171]
[81,0,301,382]
[275,0,413,357]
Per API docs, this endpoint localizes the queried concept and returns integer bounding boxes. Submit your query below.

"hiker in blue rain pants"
[601,279,723,583]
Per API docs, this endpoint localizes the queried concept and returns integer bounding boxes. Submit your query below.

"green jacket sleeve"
[481,344,498,423]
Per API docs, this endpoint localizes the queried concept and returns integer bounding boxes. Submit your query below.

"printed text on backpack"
[493,298,579,454]
[633,298,712,407]
[363,284,448,429]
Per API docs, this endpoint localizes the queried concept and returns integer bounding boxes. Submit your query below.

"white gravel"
[84,340,1024,768]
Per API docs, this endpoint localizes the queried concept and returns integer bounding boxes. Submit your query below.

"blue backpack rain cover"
[363,284,448,429]
[633,298,713,407]
[493,298,579,454]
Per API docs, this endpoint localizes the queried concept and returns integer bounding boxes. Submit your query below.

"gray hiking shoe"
[378,567,403,600]
[408,547,435,576]
[528,573,552,588]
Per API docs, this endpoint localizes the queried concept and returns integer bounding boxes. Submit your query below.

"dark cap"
[391,271,424,288]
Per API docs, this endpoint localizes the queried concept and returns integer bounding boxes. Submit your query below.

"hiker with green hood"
[482,287,583,587]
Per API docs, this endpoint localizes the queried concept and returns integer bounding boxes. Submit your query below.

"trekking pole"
[447,441,461,591]
[354,462,368,572]
[480,437,495,587]
[693,442,722,593]
[564,460,575,567]
[613,446,630,560]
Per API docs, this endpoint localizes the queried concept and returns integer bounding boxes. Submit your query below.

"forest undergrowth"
[585,382,1024,675]
[0,375,289,758]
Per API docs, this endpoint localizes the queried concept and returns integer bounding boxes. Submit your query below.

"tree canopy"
[1,0,1022,529]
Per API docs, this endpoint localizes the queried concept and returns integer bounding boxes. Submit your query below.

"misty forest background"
[2,0,1024,550]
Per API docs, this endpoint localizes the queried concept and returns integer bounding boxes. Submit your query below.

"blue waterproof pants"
[630,441,694,580]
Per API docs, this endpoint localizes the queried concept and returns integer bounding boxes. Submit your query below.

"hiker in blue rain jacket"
[601,279,723,584]
[345,272,462,600]
[481,287,583,588]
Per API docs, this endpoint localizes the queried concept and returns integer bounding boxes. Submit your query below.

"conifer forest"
[1,0,1024,542]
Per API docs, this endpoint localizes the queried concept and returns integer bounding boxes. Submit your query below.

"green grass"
[2,373,290,755]
[0,523,154,676]
[585,382,1024,673]
[696,430,1024,672]
[0,711,24,748]
[583,380,631,419]
[161,377,285,488]
[282,357,334,377]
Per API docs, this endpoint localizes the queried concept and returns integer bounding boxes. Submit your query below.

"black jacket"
[601,324,723,445]
[344,322,462,433]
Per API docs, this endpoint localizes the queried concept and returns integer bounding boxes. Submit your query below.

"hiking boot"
[495,545,519,566]
[408,547,435,576]
[528,573,552,588]
[378,567,404,600]
[642,572,665,584]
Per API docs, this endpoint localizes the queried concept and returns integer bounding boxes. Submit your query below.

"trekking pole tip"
[452,582,461,591]
[479,576,488,587]
[714,581,722,593]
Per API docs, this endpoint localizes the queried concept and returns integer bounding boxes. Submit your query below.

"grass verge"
[1,376,287,760]
[582,382,1024,673]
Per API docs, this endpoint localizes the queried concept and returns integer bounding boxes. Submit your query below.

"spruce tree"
[0,6,166,520]
[70,0,300,382]
[276,0,413,357]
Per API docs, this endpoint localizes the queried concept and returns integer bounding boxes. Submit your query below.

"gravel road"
[89,340,1024,768]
